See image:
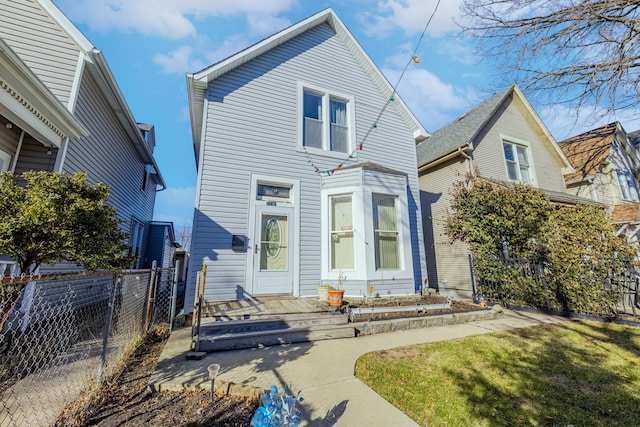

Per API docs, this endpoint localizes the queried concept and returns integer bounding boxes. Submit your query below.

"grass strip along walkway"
[355,320,640,426]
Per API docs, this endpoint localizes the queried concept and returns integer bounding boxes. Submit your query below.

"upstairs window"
[503,141,532,184]
[301,85,353,154]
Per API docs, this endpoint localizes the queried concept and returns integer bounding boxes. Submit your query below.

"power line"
[305,0,442,176]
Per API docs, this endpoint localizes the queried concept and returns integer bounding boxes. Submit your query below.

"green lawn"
[355,321,640,426]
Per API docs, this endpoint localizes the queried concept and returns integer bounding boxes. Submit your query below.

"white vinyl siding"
[188,22,427,304]
[617,171,639,201]
[62,70,157,266]
[0,0,81,106]
[330,195,354,270]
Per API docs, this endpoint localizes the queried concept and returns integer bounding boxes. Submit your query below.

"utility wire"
[306,0,442,175]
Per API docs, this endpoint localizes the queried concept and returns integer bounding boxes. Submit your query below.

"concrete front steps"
[197,312,353,352]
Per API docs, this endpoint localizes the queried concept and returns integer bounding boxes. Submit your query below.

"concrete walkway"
[150,309,568,426]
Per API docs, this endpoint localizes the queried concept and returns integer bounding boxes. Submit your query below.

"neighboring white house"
[0,0,166,272]
[185,8,428,307]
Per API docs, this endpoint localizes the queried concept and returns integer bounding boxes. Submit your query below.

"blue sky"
[53,0,640,239]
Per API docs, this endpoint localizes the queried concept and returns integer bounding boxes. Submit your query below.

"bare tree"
[460,0,640,116]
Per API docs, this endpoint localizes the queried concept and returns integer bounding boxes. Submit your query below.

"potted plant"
[327,272,346,307]
[317,284,333,303]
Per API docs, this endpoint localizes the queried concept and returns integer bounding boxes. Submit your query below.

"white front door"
[253,206,294,295]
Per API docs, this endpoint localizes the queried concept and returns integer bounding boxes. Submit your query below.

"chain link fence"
[0,265,175,426]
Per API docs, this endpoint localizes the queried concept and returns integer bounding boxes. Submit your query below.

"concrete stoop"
[197,312,354,352]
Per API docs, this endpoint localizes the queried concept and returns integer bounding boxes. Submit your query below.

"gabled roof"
[416,86,513,168]
[558,122,618,183]
[186,8,428,165]
[416,85,573,174]
[33,0,165,189]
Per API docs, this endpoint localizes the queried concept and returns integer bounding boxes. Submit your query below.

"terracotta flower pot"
[327,289,344,307]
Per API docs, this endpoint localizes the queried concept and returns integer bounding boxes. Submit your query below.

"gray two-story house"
[185,9,428,307]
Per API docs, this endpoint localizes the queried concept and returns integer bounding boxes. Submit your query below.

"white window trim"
[0,148,11,172]
[372,193,401,271]
[321,186,361,282]
[500,134,537,186]
[617,170,639,201]
[329,193,355,271]
[297,81,355,157]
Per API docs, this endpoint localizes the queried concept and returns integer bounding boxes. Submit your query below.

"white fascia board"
[89,50,166,189]
[186,74,205,166]
[0,40,88,144]
[37,0,94,53]
[512,85,575,174]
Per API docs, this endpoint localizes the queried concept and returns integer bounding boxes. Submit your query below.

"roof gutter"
[418,143,472,173]
[564,176,594,186]
[89,49,166,191]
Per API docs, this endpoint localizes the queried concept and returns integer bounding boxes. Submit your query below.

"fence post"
[97,273,120,385]
[169,260,180,333]
[468,254,479,303]
[191,264,206,352]
[145,260,158,332]
[539,260,550,311]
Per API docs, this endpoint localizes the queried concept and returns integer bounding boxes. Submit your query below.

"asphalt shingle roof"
[558,122,618,183]
[416,85,515,168]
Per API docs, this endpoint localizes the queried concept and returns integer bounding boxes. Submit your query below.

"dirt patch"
[56,327,258,427]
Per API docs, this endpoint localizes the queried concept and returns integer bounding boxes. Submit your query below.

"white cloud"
[436,39,478,65]
[153,46,207,74]
[57,0,296,39]
[383,66,470,132]
[153,33,257,74]
[363,0,462,37]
